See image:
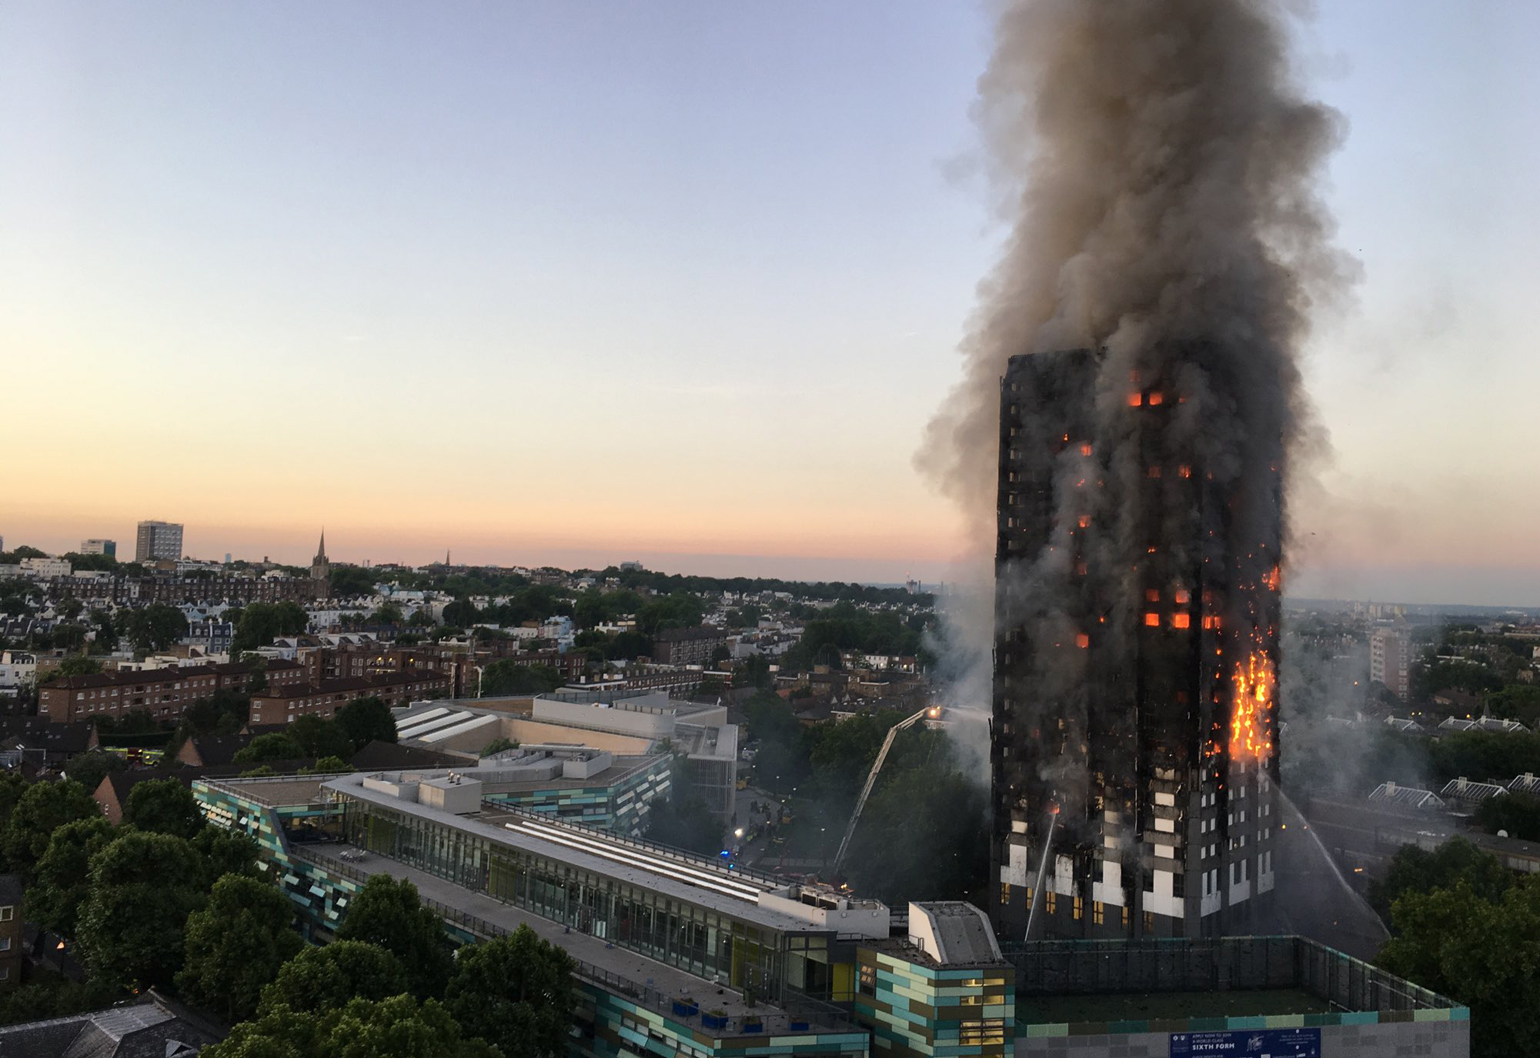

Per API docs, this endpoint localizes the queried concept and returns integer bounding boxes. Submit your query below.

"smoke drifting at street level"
[917,0,1356,938]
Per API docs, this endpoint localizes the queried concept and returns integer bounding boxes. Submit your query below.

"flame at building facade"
[990,348,1282,940]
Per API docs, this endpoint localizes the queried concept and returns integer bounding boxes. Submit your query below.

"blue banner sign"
[1170,1028,1321,1058]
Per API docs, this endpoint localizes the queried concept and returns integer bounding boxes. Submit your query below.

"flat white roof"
[419,714,498,743]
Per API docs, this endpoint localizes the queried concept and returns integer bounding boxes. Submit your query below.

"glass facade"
[340,795,833,1001]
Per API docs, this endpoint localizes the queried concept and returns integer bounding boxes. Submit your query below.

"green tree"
[604,630,652,662]
[233,731,308,763]
[1378,878,1540,1057]
[478,660,563,697]
[634,593,705,636]
[120,603,190,653]
[88,608,119,651]
[258,941,410,1017]
[442,598,480,627]
[191,824,259,887]
[205,995,501,1058]
[290,715,355,761]
[28,817,115,937]
[843,769,988,906]
[0,771,27,835]
[64,749,126,793]
[338,696,399,749]
[373,603,405,627]
[328,565,377,599]
[444,927,575,1058]
[231,601,310,654]
[122,778,206,840]
[306,755,350,773]
[57,597,85,621]
[1474,791,1540,842]
[58,656,104,683]
[336,875,455,999]
[77,830,207,990]
[480,738,518,758]
[1368,837,1513,918]
[2,779,101,879]
[0,970,121,1028]
[177,874,304,1023]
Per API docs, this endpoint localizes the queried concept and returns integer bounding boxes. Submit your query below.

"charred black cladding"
[991,347,1283,940]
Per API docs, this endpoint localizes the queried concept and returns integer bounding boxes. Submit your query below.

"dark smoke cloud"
[919,0,1355,534]
[916,2,1362,924]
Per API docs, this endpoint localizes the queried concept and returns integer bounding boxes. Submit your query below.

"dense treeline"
[0,770,576,1056]
[737,692,985,906]
[1373,838,1540,1058]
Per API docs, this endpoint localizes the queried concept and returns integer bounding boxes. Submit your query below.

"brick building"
[651,626,727,666]
[249,671,451,725]
[48,573,324,607]
[40,660,303,723]
[0,875,19,989]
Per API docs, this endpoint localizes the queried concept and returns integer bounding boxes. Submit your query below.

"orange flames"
[1230,652,1275,760]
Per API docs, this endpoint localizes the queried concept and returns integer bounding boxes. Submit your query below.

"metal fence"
[1293,936,1454,1013]
[1000,935,1458,1014]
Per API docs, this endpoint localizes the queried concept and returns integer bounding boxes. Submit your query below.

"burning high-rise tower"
[990,346,1283,940]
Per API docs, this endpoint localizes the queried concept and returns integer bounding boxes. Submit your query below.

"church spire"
[310,528,332,587]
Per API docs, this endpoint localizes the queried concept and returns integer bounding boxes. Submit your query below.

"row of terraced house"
[38,661,449,727]
[38,660,306,723]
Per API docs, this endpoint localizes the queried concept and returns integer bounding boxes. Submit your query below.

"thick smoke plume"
[921,1,1354,745]
[920,0,1352,539]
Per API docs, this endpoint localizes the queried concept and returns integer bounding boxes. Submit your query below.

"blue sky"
[2,2,1536,603]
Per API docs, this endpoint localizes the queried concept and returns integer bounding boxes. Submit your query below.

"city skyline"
[4,2,1538,604]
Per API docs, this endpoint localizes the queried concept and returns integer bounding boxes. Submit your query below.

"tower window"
[1144,613,1160,627]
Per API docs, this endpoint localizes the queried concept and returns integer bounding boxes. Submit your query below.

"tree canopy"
[204,995,502,1058]
[234,732,308,764]
[478,661,563,697]
[178,874,304,1023]
[444,927,575,1058]
[338,696,399,749]
[289,715,356,761]
[231,601,310,654]
[335,875,455,1000]
[123,779,207,840]
[258,941,410,1017]
[1378,876,1540,1057]
[120,604,190,654]
[77,830,209,990]
[28,817,115,937]
[1474,791,1540,842]
[1368,837,1512,918]
[2,779,101,879]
